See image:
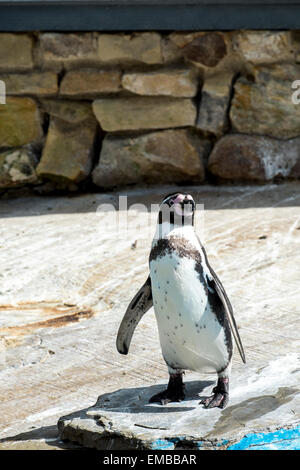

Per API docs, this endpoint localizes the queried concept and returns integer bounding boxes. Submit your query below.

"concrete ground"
[0,183,299,449]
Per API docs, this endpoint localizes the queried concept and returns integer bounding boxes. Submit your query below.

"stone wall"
[1,30,300,194]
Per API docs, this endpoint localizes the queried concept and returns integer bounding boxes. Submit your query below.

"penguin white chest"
[150,251,228,373]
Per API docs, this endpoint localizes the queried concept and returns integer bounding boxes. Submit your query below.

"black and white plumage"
[116,192,246,409]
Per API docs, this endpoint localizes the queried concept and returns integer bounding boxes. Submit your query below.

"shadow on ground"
[1,183,300,218]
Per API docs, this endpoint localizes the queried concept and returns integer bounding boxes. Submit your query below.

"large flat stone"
[60,69,122,98]
[122,69,199,97]
[92,129,209,187]
[92,97,197,132]
[0,184,299,449]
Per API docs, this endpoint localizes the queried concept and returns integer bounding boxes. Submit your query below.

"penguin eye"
[169,200,174,206]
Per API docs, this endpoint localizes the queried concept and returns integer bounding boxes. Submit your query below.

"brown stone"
[230,65,300,139]
[181,33,227,67]
[36,101,97,183]
[92,97,196,132]
[36,115,97,183]
[1,72,58,96]
[92,129,209,187]
[208,134,300,181]
[60,69,122,98]
[0,97,43,148]
[122,69,199,97]
[0,33,34,71]
[98,33,162,64]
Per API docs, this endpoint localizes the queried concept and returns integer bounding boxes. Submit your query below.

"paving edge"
[58,415,300,451]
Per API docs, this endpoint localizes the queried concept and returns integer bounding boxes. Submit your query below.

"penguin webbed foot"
[149,373,185,405]
[200,377,229,409]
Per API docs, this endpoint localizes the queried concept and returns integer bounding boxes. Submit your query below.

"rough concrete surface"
[0,183,299,450]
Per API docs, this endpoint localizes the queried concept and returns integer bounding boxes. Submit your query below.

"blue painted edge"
[150,425,300,450]
[227,425,300,450]
[2,4,300,31]
[151,439,175,450]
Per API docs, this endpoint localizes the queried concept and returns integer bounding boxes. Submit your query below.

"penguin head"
[158,192,195,228]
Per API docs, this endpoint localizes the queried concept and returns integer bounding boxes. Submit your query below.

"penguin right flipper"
[116,276,153,355]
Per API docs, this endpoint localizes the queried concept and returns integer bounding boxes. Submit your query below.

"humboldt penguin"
[116,192,246,408]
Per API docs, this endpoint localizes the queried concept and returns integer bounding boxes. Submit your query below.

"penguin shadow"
[60,379,215,426]
[97,379,215,413]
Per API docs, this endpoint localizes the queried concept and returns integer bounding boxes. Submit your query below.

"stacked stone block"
[1,30,300,192]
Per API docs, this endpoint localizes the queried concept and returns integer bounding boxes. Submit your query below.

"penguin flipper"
[208,271,246,364]
[199,240,246,364]
[116,275,153,355]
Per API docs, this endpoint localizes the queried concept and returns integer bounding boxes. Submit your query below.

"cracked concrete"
[0,183,299,449]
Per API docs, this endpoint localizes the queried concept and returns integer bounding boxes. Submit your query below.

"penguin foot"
[149,373,185,405]
[200,377,229,409]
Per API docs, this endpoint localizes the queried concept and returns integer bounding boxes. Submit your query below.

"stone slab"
[0,183,299,449]
[92,97,196,131]
[122,69,199,97]
[60,69,122,98]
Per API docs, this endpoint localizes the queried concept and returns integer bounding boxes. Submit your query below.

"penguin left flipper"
[116,275,153,355]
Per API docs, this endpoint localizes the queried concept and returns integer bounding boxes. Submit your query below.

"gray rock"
[197,72,234,136]
[0,147,38,188]
[208,134,300,181]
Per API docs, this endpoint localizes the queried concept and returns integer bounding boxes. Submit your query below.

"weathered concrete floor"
[0,183,299,449]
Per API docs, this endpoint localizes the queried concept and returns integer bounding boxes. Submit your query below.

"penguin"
[116,192,246,409]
